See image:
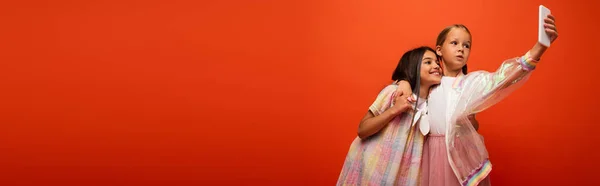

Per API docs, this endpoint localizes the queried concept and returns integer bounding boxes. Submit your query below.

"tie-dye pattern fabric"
[337,85,426,186]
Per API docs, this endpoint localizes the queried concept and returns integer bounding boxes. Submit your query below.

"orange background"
[0,0,599,185]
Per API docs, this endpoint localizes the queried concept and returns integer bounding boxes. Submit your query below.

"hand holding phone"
[538,5,553,47]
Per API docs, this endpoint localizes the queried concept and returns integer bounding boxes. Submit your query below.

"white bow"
[411,98,430,136]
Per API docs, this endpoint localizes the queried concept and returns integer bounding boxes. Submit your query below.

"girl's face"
[437,28,471,73]
[420,50,442,86]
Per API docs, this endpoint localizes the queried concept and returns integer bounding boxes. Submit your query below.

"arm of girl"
[461,15,558,114]
[357,86,414,139]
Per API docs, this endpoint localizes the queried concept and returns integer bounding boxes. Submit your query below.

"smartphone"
[538,5,551,47]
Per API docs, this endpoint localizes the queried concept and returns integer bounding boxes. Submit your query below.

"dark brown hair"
[391,46,438,94]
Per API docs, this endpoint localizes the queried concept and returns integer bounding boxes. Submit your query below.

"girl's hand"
[544,14,559,43]
[394,80,413,101]
[391,93,414,115]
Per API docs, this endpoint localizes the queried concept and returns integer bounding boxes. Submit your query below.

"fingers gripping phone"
[538,5,551,47]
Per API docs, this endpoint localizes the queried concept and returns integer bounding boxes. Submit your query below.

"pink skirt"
[420,134,491,186]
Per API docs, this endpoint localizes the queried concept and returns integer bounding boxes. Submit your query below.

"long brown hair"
[391,46,438,91]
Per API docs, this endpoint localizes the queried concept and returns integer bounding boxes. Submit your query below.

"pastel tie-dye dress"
[337,85,428,186]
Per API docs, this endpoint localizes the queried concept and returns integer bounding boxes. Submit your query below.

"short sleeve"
[368,85,398,116]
